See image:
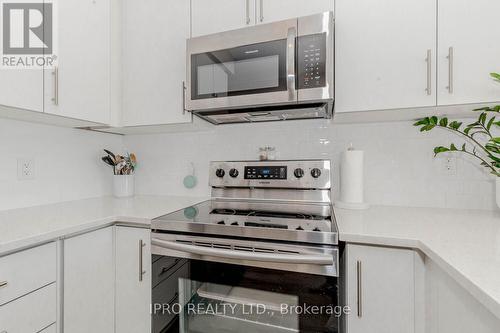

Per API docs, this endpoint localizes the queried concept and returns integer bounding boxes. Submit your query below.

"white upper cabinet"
[121,0,192,126]
[43,0,110,124]
[437,0,500,105]
[335,0,437,113]
[0,70,43,112]
[191,0,255,37]
[256,0,333,24]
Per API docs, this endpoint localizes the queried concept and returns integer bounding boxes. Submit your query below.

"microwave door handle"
[152,238,333,265]
[286,26,297,102]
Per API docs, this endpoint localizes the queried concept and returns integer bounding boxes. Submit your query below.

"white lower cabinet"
[63,227,115,333]
[0,283,56,333]
[345,244,424,333]
[115,226,152,333]
[425,260,500,333]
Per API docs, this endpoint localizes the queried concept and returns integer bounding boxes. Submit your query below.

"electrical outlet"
[443,157,457,176]
[17,158,35,180]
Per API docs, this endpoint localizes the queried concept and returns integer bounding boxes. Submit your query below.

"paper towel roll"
[336,147,369,209]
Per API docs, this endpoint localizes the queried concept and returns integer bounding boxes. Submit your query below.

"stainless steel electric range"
[151,160,340,333]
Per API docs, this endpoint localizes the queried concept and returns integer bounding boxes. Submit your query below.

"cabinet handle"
[52,66,59,105]
[446,47,454,94]
[0,281,7,288]
[182,81,187,115]
[425,49,432,96]
[259,0,264,22]
[356,260,362,317]
[139,240,146,282]
[167,292,179,307]
[245,0,251,24]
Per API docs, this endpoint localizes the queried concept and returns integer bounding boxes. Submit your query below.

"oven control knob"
[311,168,322,178]
[295,226,304,231]
[229,168,239,178]
[231,222,239,226]
[217,221,225,225]
[313,227,321,232]
[215,169,225,178]
[294,168,305,178]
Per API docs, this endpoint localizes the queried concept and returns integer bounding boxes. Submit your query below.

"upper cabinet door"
[256,0,333,24]
[43,0,110,124]
[191,0,255,37]
[0,70,43,112]
[437,0,500,105]
[335,0,437,113]
[122,0,192,126]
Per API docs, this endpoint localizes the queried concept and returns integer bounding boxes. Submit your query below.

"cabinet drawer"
[0,242,56,306]
[152,256,187,288]
[0,283,56,333]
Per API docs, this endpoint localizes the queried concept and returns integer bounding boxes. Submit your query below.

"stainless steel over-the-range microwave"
[186,12,334,125]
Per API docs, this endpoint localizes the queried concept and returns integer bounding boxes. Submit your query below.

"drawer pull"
[167,292,179,307]
[0,281,7,288]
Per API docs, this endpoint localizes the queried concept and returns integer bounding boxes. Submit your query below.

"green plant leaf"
[449,121,462,130]
[434,146,450,156]
[490,137,500,144]
[413,118,429,126]
[430,116,438,125]
[479,112,487,125]
[487,116,495,130]
[485,144,500,154]
[490,72,500,81]
[420,124,436,132]
[450,143,458,151]
[464,127,472,135]
[439,118,448,127]
[461,143,466,151]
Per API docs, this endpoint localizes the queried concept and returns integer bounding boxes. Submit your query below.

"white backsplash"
[124,118,497,211]
[0,118,122,210]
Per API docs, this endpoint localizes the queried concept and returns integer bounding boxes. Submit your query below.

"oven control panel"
[244,166,287,180]
[210,160,331,189]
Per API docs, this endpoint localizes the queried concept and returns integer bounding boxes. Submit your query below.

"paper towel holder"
[334,144,370,210]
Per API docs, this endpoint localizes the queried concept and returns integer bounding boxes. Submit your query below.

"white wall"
[124,118,498,211]
[0,118,122,210]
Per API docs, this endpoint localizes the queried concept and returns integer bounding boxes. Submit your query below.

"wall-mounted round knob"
[229,168,239,178]
[294,168,305,178]
[215,169,225,178]
[311,168,322,178]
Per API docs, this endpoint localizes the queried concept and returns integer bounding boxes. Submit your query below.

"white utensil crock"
[496,177,500,209]
[113,175,135,198]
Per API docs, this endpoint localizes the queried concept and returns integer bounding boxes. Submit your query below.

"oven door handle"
[151,238,333,265]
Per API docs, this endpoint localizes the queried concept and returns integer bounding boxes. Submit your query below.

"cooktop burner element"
[152,160,337,245]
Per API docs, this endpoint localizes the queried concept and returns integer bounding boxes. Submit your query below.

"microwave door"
[186,19,298,111]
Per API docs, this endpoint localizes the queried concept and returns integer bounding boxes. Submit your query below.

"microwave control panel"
[297,33,327,90]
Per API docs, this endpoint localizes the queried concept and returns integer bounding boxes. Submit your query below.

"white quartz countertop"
[0,195,207,256]
[335,205,500,319]
[1,197,499,320]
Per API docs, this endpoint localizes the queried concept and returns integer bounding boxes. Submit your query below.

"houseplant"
[101,149,138,198]
[414,73,500,208]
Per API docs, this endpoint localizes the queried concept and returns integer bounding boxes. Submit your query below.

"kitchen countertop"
[0,195,207,256]
[335,205,500,320]
[1,197,499,320]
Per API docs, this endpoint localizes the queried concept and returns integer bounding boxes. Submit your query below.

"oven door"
[151,233,340,333]
[186,19,297,112]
